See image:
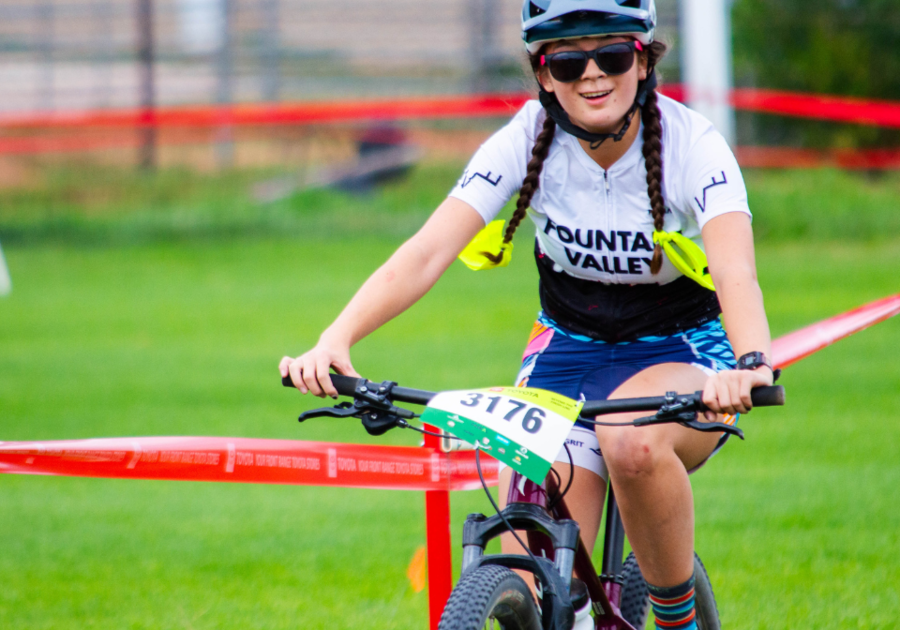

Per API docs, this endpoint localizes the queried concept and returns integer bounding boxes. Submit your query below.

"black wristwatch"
[736,351,781,381]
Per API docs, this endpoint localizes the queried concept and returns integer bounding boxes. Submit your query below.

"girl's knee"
[600,429,667,480]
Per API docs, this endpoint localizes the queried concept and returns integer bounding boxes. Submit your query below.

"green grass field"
[1,164,899,629]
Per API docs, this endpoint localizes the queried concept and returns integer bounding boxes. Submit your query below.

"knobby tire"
[438,565,542,630]
[619,552,721,630]
[692,554,721,630]
[620,551,651,629]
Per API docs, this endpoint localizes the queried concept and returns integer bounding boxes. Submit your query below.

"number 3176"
[459,393,544,434]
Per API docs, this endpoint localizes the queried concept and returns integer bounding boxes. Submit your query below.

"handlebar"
[281,373,785,419]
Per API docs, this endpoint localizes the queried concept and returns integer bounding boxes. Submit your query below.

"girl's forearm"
[703,212,772,362]
[715,264,772,360]
[318,197,487,349]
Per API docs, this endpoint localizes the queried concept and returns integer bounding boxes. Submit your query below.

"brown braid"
[641,89,665,274]
[640,41,668,274]
[482,114,556,264]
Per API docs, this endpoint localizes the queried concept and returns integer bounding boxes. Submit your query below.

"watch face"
[738,352,768,370]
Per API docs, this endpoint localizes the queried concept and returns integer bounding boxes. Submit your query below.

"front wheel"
[619,552,721,630]
[438,565,542,630]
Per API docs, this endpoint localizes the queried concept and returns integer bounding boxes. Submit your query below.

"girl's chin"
[571,117,621,136]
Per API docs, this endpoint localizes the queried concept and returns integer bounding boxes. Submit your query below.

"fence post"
[37,1,55,112]
[424,425,452,630]
[136,0,156,170]
[215,0,235,168]
[680,0,736,145]
[93,0,116,108]
[468,0,499,93]
[260,0,281,102]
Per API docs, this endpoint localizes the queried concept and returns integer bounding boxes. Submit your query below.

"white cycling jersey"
[449,96,751,286]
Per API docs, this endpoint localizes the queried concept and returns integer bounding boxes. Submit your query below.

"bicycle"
[283,373,785,630]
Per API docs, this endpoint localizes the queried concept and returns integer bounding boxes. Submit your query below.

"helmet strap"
[538,68,658,149]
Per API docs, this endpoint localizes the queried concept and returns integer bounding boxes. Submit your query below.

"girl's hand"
[701,367,774,420]
[279,336,359,399]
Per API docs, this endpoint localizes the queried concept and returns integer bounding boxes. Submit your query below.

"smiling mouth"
[581,89,612,100]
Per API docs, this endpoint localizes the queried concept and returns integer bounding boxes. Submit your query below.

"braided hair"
[492,40,669,275]
[640,41,668,274]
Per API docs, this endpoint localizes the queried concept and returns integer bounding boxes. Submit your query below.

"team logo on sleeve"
[460,169,503,188]
[694,171,728,212]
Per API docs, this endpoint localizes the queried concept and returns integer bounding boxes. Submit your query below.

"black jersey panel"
[534,240,723,343]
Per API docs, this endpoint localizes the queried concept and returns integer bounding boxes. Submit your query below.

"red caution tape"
[3,87,900,131]
[0,436,498,492]
[0,94,533,130]
[734,146,900,170]
[2,295,897,489]
[772,293,900,369]
[730,88,900,129]
[4,87,900,160]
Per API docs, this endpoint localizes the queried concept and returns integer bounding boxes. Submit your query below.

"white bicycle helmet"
[522,0,656,53]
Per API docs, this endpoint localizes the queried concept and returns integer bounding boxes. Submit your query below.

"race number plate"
[420,387,584,483]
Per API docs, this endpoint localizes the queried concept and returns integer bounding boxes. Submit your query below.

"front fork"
[459,472,636,630]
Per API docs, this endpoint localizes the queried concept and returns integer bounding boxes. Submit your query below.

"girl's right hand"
[279,339,359,399]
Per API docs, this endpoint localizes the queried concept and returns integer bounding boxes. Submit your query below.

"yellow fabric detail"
[652,230,715,291]
[458,220,513,270]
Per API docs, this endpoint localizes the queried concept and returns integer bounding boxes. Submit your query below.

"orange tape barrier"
[660,85,900,129]
[771,293,900,370]
[4,87,900,164]
[0,94,533,130]
[3,86,899,131]
[3,294,897,488]
[0,436,498,492]
[730,88,900,129]
[733,146,900,170]
[2,294,897,486]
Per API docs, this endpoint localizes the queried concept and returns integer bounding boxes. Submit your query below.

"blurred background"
[2,0,899,172]
[1,2,898,629]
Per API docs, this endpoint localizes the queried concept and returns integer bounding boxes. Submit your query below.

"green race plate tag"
[420,387,584,483]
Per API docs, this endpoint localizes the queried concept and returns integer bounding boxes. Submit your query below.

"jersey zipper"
[604,170,615,280]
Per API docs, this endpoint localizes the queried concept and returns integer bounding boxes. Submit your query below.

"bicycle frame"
[459,469,637,630]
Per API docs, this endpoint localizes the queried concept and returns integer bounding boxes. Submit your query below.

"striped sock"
[647,575,697,630]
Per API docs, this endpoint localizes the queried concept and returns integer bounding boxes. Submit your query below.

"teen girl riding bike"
[281,1,775,628]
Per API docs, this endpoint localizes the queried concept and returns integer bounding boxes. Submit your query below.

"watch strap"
[736,351,781,382]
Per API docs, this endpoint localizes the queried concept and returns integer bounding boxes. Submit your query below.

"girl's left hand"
[701,367,774,420]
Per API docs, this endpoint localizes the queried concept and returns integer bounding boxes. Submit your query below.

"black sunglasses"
[540,41,642,83]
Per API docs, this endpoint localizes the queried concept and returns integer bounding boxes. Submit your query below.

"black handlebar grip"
[749,385,785,407]
[281,372,363,396]
[329,373,363,396]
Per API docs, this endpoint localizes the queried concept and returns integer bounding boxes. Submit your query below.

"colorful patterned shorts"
[513,313,738,478]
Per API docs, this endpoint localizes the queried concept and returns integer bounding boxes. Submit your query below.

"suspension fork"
[543,474,627,621]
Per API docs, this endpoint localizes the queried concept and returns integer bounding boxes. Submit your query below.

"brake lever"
[298,401,356,422]
[296,379,418,436]
[631,410,745,439]
[631,391,745,439]
[678,417,744,439]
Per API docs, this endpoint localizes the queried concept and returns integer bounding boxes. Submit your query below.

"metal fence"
[0,0,680,115]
